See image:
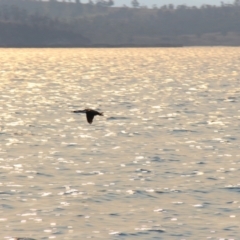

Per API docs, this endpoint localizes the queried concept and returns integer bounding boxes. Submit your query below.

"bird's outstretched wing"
[72,110,83,113]
[86,113,94,124]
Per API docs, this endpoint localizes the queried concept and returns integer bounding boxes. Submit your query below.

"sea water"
[0,47,240,239]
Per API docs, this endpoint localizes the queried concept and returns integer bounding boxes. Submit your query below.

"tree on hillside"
[88,0,94,5]
[234,0,240,6]
[108,0,114,6]
[168,4,174,10]
[131,0,139,8]
[96,0,114,7]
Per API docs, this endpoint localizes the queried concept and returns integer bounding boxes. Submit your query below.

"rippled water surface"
[0,48,240,240]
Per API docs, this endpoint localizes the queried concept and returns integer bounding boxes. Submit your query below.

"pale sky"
[81,0,232,7]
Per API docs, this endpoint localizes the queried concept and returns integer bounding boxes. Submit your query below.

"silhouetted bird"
[72,108,103,124]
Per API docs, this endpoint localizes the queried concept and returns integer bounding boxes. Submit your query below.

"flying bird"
[72,108,103,124]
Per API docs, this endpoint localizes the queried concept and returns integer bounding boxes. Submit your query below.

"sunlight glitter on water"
[0,47,240,239]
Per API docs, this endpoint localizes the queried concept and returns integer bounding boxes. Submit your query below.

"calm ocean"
[0,48,239,240]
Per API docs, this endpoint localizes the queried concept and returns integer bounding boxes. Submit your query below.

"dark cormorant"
[72,108,103,124]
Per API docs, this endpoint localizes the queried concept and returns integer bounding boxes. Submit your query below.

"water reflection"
[0,47,239,239]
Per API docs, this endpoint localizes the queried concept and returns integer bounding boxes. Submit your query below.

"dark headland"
[0,0,240,47]
[0,43,183,48]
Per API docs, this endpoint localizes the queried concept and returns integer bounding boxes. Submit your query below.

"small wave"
[224,185,240,191]
[171,129,197,133]
[0,204,13,209]
[6,238,37,240]
[107,117,129,120]
[36,172,53,177]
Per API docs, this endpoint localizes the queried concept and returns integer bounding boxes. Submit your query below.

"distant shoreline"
[0,43,184,48]
[2,43,240,48]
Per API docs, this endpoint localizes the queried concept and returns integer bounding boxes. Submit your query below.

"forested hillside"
[0,0,240,46]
